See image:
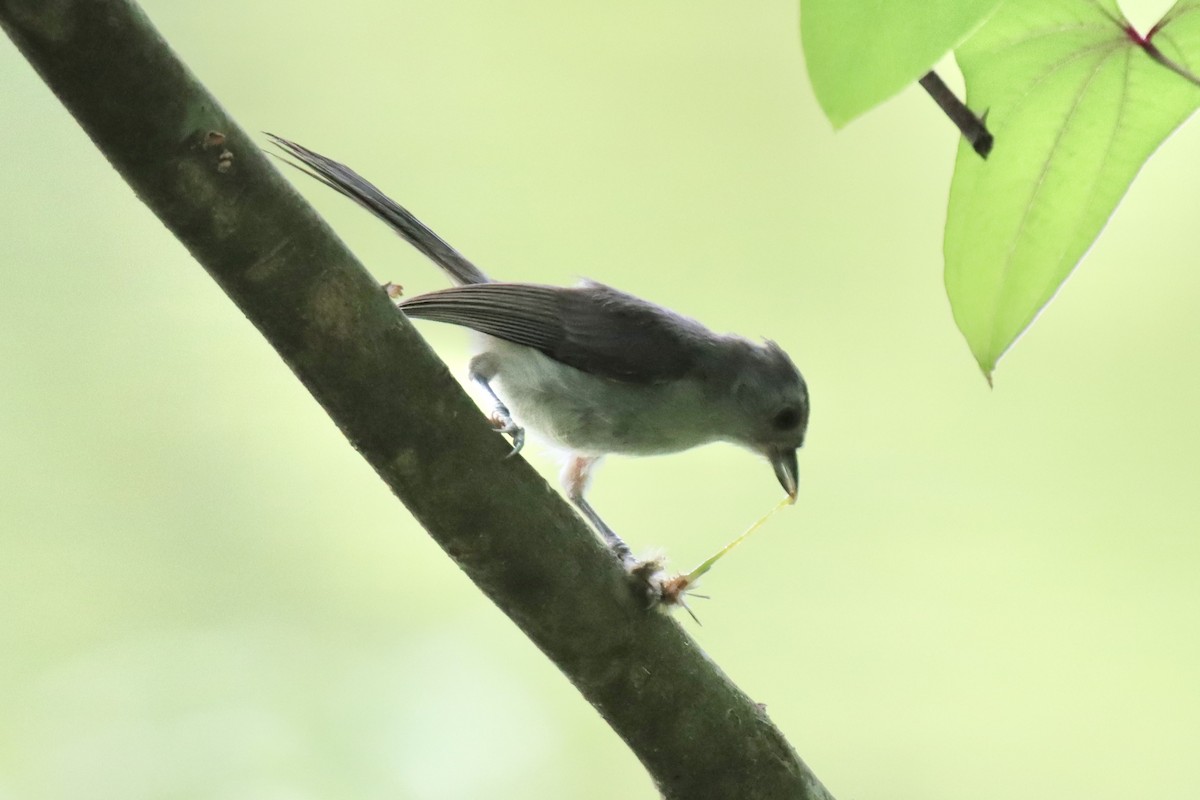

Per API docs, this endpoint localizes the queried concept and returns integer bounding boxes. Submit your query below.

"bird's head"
[721,339,809,501]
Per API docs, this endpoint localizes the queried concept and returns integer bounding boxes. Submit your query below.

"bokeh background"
[3,1,1199,798]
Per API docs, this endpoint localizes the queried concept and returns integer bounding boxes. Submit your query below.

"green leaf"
[801,0,1002,128]
[945,0,1200,381]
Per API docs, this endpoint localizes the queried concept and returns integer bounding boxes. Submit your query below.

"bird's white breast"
[478,336,723,457]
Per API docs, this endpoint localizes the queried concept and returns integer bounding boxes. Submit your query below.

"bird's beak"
[768,447,799,504]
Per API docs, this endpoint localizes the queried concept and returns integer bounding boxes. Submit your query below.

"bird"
[268,135,810,566]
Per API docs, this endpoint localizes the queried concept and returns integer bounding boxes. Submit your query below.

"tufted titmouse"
[269,135,809,564]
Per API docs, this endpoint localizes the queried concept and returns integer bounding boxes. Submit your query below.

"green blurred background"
[3,1,1199,798]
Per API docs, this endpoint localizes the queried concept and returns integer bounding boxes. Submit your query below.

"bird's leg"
[561,455,634,564]
[468,353,524,456]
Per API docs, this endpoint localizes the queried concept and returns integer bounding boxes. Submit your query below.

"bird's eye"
[772,406,802,430]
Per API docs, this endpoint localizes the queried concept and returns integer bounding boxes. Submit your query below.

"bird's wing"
[397,282,714,384]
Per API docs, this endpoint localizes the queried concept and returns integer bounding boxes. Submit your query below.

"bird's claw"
[488,406,525,457]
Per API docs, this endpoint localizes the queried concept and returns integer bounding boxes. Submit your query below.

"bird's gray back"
[398,281,720,384]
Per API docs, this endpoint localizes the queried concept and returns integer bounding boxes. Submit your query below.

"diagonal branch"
[0,1,835,798]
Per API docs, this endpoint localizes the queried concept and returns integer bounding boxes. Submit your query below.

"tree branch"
[0,2,835,797]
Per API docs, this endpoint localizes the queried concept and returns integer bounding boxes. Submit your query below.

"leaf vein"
[988,41,1125,358]
[1036,47,1133,320]
[994,37,1125,130]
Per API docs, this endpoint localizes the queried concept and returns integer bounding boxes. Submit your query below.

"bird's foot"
[487,404,525,457]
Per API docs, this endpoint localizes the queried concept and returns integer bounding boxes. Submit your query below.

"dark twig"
[919,70,994,159]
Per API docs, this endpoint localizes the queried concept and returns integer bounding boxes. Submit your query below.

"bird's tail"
[267,134,490,286]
